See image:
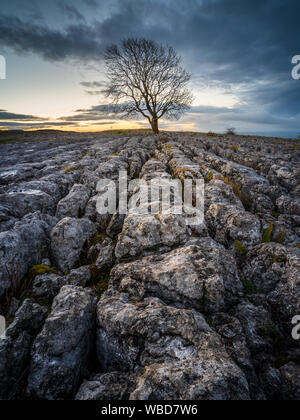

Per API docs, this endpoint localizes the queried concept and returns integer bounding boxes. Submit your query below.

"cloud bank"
[0,0,299,135]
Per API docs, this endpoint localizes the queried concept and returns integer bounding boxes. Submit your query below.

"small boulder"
[0,212,57,298]
[51,217,96,272]
[0,300,48,400]
[27,286,97,400]
[56,184,91,220]
[96,291,250,400]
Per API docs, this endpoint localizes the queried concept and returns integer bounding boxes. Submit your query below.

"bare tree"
[104,38,194,134]
[226,127,236,135]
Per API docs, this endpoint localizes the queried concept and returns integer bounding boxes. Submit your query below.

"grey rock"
[0,300,48,400]
[66,266,91,287]
[111,237,243,313]
[280,362,300,400]
[32,273,65,299]
[27,285,97,400]
[0,166,35,185]
[267,247,300,327]
[206,203,261,248]
[0,189,55,218]
[96,292,250,400]
[75,372,136,400]
[242,243,288,293]
[115,212,190,260]
[95,238,115,271]
[233,301,275,360]
[276,195,300,216]
[0,212,57,298]
[6,297,20,318]
[106,211,126,238]
[32,266,91,299]
[268,165,298,191]
[50,217,96,272]
[259,366,282,400]
[84,194,112,231]
[18,180,62,203]
[0,133,299,401]
[211,312,265,400]
[56,184,91,219]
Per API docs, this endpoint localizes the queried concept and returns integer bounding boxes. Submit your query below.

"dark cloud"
[0,15,103,61]
[80,81,105,88]
[0,111,46,121]
[0,0,298,83]
[188,106,234,115]
[80,81,106,95]
[0,0,299,135]
[57,1,86,22]
[85,90,103,95]
[0,119,114,130]
[82,0,99,7]
[83,121,116,125]
[0,104,122,130]
[60,104,123,121]
[0,121,78,130]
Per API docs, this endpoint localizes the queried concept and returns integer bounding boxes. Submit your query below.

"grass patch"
[204,172,214,184]
[262,223,286,244]
[30,265,58,276]
[262,223,273,243]
[89,233,107,246]
[174,167,199,179]
[88,265,111,299]
[34,297,53,310]
[275,228,286,244]
[63,165,78,174]
[229,145,239,152]
[205,316,213,328]
[235,240,248,255]
[6,317,15,328]
[217,176,253,211]
[0,131,25,144]
[242,279,257,295]
[258,322,284,349]
[146,244,161,252]
[91,276,110,299]
[242,279,264,295]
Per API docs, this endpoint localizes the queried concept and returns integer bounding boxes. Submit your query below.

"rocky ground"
[0,131,299,400]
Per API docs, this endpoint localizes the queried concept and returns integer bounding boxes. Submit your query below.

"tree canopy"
[104,38,193,133]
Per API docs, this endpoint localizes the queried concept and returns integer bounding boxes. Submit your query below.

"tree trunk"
[151,117,159,134]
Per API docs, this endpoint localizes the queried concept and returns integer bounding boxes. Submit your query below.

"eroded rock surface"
[0,132,299,400]
[27,285,97,400]
[0,300,48,400]
[50,217,96,272]
[96,292,250,400]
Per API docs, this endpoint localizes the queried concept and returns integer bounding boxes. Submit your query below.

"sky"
[0,0,299,137]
